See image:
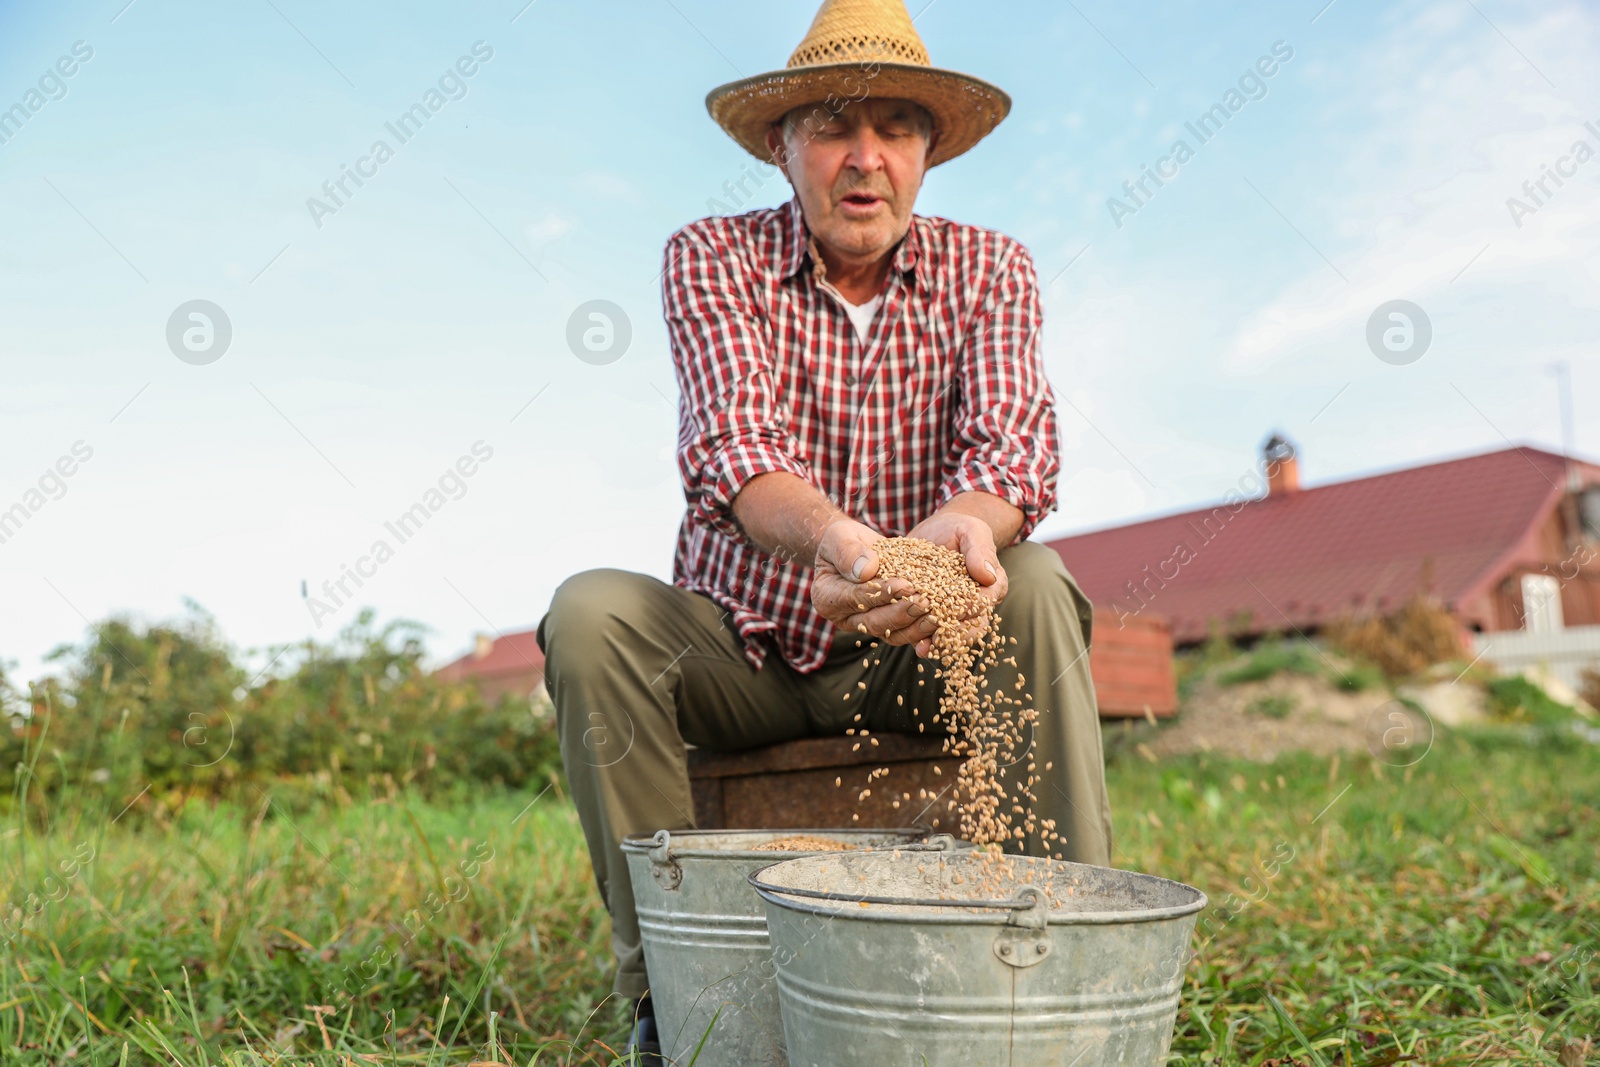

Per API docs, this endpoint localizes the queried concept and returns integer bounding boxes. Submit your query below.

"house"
[1045,437,1600,647]
[434,631,546,705]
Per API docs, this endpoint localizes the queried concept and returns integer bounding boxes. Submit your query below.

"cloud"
[1221,0,1600,373]
[580,169,647,207]
[523,211,573,247]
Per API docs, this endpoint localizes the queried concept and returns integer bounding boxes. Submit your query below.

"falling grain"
[869,536,1057,857]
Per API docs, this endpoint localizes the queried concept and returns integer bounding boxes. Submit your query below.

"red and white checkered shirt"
[662,196,1060,673]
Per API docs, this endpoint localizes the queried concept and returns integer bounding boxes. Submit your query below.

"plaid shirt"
[662,196,1060,673]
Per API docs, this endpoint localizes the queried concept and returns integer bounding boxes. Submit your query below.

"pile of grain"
[867,537,1059,859]
[750,835,856,852]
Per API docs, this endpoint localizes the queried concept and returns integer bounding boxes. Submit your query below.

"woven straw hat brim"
[707,63,1010,168]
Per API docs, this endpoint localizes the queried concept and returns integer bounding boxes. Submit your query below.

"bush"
[1323,596,1465,680]
[1486,676,1579,726]
[1582,667,1600,711]
[1333,661,1387,692]
[1175,627,1239,699]
[2,606,560,814]
[1217,640,1324,685]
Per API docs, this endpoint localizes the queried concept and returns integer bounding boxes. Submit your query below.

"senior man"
[537,0,1112,1055]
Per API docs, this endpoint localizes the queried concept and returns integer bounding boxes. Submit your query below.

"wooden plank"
[687,733,948,778]
[688,776,725,829]
[698,758,961,831]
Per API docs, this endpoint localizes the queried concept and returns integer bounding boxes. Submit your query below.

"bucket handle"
[995,886,1053,968]
[1006,886,1050,930]
[647,829,683,892]
[891,833,961,853]
[747,870,1052,915]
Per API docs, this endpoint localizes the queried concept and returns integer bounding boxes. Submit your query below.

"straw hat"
[706,0,1010,168]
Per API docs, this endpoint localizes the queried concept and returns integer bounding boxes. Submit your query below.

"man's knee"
[540,571,656,744]
[541,569,650,650]
[998,542,1094,642]
[999,540,1068,587]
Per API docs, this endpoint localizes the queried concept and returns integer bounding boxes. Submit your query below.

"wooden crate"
[688,734,957,830]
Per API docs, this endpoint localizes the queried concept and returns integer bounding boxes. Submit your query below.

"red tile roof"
[436,630,546,683]
[1045,445,1592,644]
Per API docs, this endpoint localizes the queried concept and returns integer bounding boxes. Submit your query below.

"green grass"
[1332,661,1387,693]
[0,784,627,1064]
[2,725,1597,1065]
[1123,724,1600,1065]
[1487,676,1584,726]
[1245,694,1295,720]
[1216,641,1330,687]
[1203,638,1386,696]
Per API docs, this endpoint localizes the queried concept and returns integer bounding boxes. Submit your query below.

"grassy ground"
[1111,723,1600,1064]
[1,723,1596,1065]
[0,780,618,1064]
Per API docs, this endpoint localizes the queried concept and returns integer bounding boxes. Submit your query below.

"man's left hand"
[904,509,1008,657]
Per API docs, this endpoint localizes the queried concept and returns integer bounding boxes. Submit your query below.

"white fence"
[1472,625,1600,691]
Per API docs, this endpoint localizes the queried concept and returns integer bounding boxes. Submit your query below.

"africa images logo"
[1505,118,1600,229]
[1366,300,1431,366]
[305,42,495,229]
[1106,41,1295,229]
[566,300,631,365]
[166,300,232,365]
[0,40,94,148]
[304,442,495,627]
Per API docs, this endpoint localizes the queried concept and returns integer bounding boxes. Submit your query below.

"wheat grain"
[864,536,1059,863]
[750,835,856,852]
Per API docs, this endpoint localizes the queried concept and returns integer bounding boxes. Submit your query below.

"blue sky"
[1,0,1597,681]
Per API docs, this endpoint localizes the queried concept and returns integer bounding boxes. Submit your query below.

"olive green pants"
[536,540,1113,999]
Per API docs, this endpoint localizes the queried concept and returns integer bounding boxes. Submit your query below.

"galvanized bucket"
[622,829,968,1067]
[750,850,1207,1067]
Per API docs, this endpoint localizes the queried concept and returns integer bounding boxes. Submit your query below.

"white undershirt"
[838,292,884,343]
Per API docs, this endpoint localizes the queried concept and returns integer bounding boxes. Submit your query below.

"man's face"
[766,98,937,263]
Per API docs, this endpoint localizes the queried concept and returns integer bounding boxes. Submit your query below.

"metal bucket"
[750,850,1206,1067]
[622,829,968,1067]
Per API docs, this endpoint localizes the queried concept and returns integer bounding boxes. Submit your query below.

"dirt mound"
[1131,672,1389,762]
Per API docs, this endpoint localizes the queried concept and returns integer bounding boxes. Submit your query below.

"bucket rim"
[748,854,1208,926]
[620,827,964,860]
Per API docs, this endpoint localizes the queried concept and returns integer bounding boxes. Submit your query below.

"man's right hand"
[811,518,938,646]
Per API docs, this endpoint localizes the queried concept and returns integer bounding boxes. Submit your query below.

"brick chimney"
[473,633,494,660]
[1263,433,1301,496]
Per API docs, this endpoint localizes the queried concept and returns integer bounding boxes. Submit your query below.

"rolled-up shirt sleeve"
[934,239,1060,542]
[662,227,813,542]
